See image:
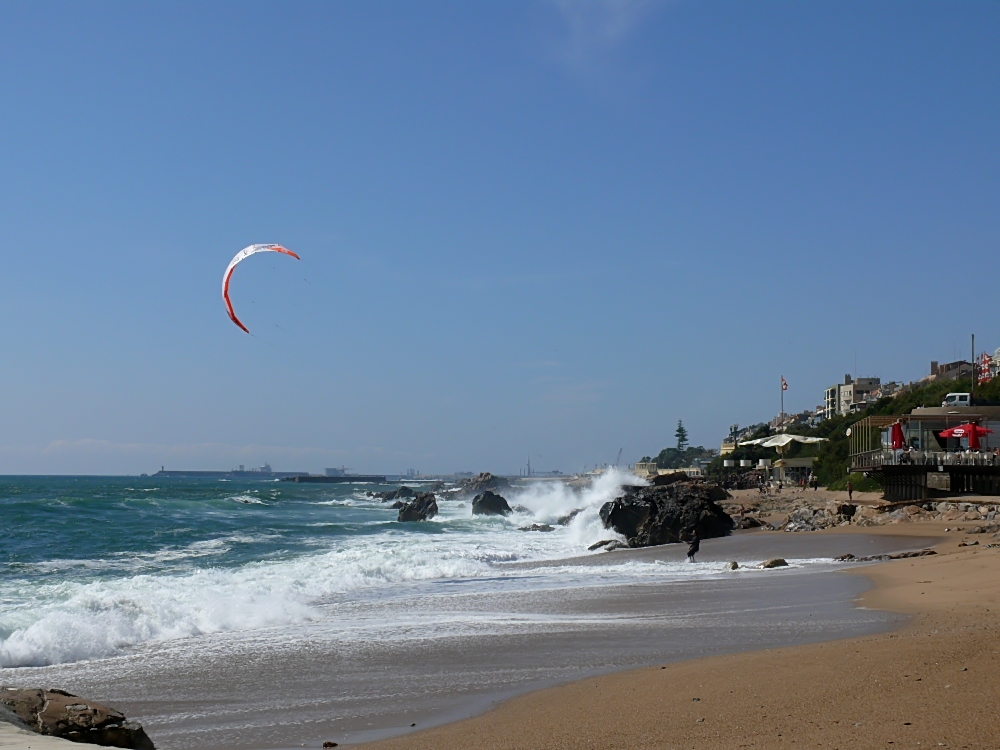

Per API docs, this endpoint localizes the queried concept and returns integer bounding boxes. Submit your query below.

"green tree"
[675,420,689,451]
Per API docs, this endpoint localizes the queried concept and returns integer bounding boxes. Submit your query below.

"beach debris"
[726,561,739,570]
[397,493,438,522]
[958,540,979,547]
[599,482,733,548]
[0,688,155,749]
[222,244,300,333]
[519,523,555,532]
[759,558,788,569]
[472,491,513,516]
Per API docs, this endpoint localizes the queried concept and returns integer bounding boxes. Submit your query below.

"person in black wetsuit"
[686,529,700,562]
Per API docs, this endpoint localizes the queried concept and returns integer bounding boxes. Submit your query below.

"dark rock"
[458,472,511,495]
[471,491,512,516]
[599,483,734,548]
[555,508,584,526]
[397,493,438,522]
[0,688,155,749]
[726,561,739,570]
[650,472,689,486]
[732,515,763,530]
[836,503,858,518]
[519,524,555,532]
[512,504,531,514]
[370,486,416,502]
[760,558,788,568]
[323,743,338,748]
[389,500,405,509]
[889,549,937,559]
[834,553,857,561]
[588,539,618,551]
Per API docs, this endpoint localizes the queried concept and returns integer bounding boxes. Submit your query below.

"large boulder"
[599,483,733,548]
[397,492,438,522]
[471,491,512,516]
[0,688,155,749]
[458,472,511,495]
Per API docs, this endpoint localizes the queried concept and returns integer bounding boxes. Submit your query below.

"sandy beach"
[357,520,1000,750]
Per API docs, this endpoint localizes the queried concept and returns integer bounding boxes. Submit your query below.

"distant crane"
[614,448,623,468]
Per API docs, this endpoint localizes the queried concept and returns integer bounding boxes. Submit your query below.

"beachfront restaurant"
[849,407,1000,501]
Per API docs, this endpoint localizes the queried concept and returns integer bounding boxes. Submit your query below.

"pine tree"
[675,420,689,452]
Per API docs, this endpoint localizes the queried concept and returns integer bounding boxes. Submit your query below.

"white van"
[942,392,971,408]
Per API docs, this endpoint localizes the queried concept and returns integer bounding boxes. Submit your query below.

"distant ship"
[282,467,387,483]
[153,464,309,480]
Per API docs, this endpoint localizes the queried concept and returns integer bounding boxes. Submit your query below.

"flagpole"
[780,375,784,426]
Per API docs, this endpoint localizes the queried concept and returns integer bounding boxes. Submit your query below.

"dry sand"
[358,520,1000,749]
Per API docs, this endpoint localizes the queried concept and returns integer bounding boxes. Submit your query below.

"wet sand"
[358,521,1000,750]
[1,532,936,750]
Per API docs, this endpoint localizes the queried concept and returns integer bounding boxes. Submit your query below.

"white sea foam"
[0,471,832,669]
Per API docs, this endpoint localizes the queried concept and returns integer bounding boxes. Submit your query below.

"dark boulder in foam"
[0,688,156,749]
[472,491,512,516]
[397,492,438,522]
[599,482,733,548]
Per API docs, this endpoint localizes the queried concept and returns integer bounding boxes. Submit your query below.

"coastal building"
[849,406,1000,500]
[824,375,881,419]
[925,360,973,382]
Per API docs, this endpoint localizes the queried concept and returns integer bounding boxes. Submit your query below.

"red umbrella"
[889,421,906,450]
[939,422,993,450]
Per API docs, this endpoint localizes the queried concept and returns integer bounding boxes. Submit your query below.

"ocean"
[0,473,922,748]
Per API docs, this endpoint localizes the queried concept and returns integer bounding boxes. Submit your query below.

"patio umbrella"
[889,421,906,450]
[938,422,993,450]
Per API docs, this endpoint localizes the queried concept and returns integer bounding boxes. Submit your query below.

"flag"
[781,376,788,391]
[979,352,993,385]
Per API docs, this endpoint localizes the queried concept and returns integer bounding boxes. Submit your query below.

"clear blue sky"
[1,1,997,475]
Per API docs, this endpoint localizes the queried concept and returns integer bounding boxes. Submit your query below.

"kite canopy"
[222,244,300,333]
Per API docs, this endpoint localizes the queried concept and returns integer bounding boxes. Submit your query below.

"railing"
[852,449,1000,470]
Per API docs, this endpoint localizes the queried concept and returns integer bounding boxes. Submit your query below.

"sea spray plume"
[503,468,647,548]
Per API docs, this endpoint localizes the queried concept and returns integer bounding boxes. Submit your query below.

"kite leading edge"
[222,244,301,333]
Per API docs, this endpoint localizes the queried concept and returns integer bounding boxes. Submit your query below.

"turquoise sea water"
[1,473,659,668]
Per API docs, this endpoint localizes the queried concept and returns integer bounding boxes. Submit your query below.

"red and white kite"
[222,244,300,333]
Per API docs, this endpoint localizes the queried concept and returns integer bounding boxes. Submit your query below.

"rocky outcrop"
[458,472,510,495]
[519,523,555,532]
[781,504,857,532]
[471,491,512,516]
[599,483,733,548]
[555,509,584,526]
[397,493,438,522]
[760,558,788,568]
[368,486,416,502]
[0,688,155,749]
[650,472,689,487]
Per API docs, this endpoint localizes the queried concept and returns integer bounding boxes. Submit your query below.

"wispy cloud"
[546,0,656,74]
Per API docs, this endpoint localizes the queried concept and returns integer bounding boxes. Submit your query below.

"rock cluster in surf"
[397,492,438,522]
[0,688,155,749]
[457,472,510,495]
[599,482,734,548]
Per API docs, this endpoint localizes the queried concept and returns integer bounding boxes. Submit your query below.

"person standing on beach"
[847,480,853,502]
[686,529,700,562]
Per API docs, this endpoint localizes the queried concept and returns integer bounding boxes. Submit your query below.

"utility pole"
[971,333,975,404]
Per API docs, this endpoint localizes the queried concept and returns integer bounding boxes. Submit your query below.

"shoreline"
[2,531,936,750]
[355,521,999,750]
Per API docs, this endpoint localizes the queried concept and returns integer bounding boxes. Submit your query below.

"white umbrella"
[738,434,828,449]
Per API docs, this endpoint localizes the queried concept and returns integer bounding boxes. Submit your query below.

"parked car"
[942,392,971,408]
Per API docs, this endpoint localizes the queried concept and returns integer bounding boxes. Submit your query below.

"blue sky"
[1,1,997,475]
